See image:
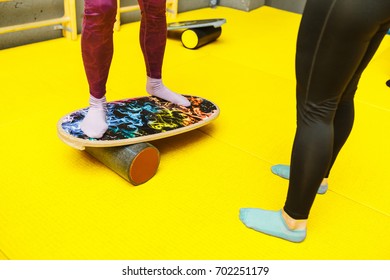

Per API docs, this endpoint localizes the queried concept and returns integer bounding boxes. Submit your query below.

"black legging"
[284,0,390,219]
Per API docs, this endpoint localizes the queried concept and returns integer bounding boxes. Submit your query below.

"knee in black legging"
[297,98,339,126]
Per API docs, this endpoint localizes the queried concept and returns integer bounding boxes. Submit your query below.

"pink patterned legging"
[82,0,167,98]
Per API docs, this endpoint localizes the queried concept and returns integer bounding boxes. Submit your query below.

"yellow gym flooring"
[0,6,389,260]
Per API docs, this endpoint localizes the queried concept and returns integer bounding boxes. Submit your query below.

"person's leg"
[271,0,390,193]
[80,0,117,138]
[325,24,390,177]
[138,0,190,107]
[286,0,390,219]
[241,0,390,242]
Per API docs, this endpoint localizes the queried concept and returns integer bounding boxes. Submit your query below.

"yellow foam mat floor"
[0,6,389,260]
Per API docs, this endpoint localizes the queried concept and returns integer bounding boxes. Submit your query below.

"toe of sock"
[80,110,108,139]
[180,98,191,107]
[239,208,306,243]
[271,164,290,179]
[317,183,328,194]
[80,123,107,139]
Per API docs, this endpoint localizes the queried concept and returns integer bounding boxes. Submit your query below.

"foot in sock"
[271,164,328,194]
[80,96,108,139]
[239,208,306,243]
[146,77,191,107]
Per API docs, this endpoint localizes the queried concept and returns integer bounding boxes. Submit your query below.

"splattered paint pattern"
[60,96,218,142]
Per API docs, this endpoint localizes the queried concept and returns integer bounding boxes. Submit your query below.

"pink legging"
[82,0,167,99]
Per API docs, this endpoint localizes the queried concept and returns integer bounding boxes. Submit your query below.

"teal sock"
[271,164,290,179]
[239,208,306,243]
[317,184,328,195]
[271,164,328,194]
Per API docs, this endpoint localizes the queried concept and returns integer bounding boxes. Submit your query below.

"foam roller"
[181,26,222,49]
[85,143,160,186]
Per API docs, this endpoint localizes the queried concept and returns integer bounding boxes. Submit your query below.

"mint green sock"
[239,208,306,243]
[271,164,290,179]
[271,164,328,194]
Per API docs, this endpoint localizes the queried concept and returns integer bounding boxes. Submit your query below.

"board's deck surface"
[57,95,219,149]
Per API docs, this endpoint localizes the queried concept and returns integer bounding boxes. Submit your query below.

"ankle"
[147,76,161,86]
[281,209,307,230]
[89,95,107,110]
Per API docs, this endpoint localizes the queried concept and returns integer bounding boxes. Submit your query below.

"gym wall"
[0,0,306,50]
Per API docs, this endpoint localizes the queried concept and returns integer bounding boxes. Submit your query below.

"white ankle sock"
[80,95,108,139]
[146,77,191,107]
